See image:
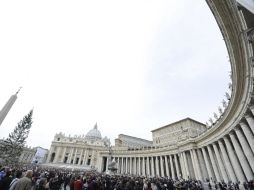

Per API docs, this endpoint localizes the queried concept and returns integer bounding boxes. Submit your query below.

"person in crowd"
[9,170,23,190]
[73,176,82,190]
[13,170,33,190]
[0,170,12,190]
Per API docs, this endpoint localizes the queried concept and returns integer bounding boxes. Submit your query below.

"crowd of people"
[0,165,253,190]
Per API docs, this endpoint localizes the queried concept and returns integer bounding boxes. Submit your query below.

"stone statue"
[222,99,227,108]
[228,82,232,91]
[209,118,213,125]
[218,106,223,115]
[225,92,231,100]
[214,112,218,120]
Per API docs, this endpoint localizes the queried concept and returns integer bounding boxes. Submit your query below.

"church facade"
[46,0,254,185]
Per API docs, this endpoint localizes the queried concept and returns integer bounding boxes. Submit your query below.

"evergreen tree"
[0,109,33,165]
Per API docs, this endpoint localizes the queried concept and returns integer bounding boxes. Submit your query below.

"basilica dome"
[85,124,102,140]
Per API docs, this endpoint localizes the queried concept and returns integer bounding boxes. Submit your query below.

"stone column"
[249,105,254,116]
[160,156,164,177]
[130,157,133,175]
[46,146,54,163]
[61,147,67,163]
[170,155,175,179]
[174,154,180,178]
[83,149,88,165]
[155,156,160,176]
[105,157,109,172]
[73,148,78,164]
[125,157,128,174]
[165,155,170,177]
[190,150,199,179]
[179,153,186,179]
[142,157,145,176]
[224,137,246,182]
[53,147,61,163]
[229,133,254,181]
[121,157,124,174]
[197,149,208,180]
[240,122,254,154]
[213,143,228,182]
[151,157,155,177]
[134,157,137,175]
[138,157,141,175]
[218,140,237,182]
[235,127,254,171]
[245,114,254,134]
[147,157,150,176]
[183,152,190,178]
[116,157,119,174]
[207,145,221,182]
[201,147,213,181]
[78,149,84,165]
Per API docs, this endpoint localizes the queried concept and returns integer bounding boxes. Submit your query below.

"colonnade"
[109,115,254,183]
[46,146,94,167]
[113,154,181,178]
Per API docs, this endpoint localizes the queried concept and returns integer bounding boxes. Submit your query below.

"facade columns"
[125,157,128,174]
[151,157,155,177]
[240,122,254,153]
[170,155,175,179]
[121,157,124,174]
[234,128,254,171]
[224,137,246,182]
[179,153,186,179]
[138,157,141,175]
[46,146,54,163]
[78,149,83,165]
[116,157,120,174]
[245,114,254,134]
[213,143,229,182]
[155,156,160,176]
[218,140,237,182]
[142,157,146,176]
[192,149,202,180]
[165,156,170,177]
[174,154,180,178]
[130,157,133,175]
[183,152,190,178]
[53,147,61,163]
[201,147,213,181]
[160,156,164,177]
[134,157,137,175]
[229,133,254,181]
[146,157,150,176]
[61,147,67,163]
[207,145,221,182]
[73,148,78,164]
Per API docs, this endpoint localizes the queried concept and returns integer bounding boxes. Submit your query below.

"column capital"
[229,131,236,136]
[239,121,248,128]
[234,126,241,132]
[218,139,223,145]
[249,104,254,110]
[245,114,253,119]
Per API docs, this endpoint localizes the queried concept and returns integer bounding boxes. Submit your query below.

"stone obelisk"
[0,88,21,127]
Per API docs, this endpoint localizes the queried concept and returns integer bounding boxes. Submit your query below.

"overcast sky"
[0,0,230,149]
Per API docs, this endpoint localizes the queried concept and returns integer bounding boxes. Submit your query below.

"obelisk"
[0,88,21,127]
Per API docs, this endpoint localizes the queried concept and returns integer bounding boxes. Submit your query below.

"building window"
[57,138,60,141]
[87,159,91,165]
